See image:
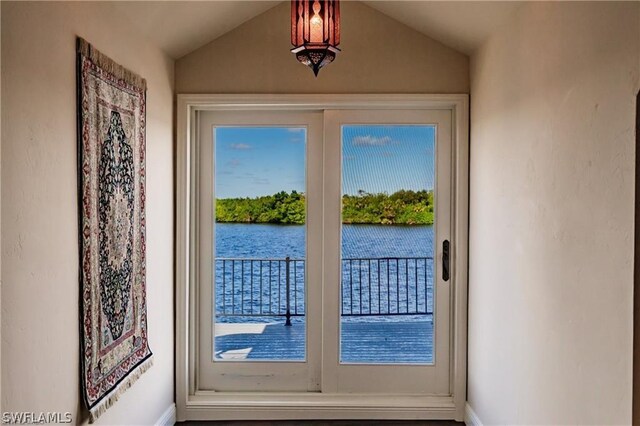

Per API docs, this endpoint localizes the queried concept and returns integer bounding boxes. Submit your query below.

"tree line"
[216,190,434,225]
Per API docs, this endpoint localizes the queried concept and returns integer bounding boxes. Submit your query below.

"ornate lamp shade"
[291,0,341,76]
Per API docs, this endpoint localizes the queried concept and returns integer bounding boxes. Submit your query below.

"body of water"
[214,223,434,323]
[215,223,434,259]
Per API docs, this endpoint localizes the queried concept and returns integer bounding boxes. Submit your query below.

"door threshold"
[183,392,459,421]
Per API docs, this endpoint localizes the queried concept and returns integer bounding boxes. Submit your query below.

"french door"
[197,107,453,396]
[197,110,323,391]
[322,109,451,394]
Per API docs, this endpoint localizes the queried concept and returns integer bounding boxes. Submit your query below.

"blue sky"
[215,127,306,198]
[342,125,435,195]
[214,125,435,198]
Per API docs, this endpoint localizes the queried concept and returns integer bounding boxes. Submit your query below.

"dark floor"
[180,421,463,426]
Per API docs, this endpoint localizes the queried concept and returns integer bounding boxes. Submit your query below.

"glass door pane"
[214,127,307,362]
[340,125,435,364]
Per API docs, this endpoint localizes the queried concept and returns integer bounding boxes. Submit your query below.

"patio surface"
[215,319,433,363]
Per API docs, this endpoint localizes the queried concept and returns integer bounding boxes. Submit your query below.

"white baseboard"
[156,403,176,426]
[465,403,483,426]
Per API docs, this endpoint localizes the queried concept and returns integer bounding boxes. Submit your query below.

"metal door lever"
[442,240,450,281]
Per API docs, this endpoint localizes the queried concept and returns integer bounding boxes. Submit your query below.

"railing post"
[285,256,292,326]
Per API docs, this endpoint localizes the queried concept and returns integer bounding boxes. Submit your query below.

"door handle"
[442,240,450,281]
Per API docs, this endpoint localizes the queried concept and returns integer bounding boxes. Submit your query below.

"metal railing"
[216,257,305,325]
[215,256,433,325]
[341,257,433,316]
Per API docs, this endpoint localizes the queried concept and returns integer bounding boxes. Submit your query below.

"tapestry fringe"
[89,356,154,423]
[77,37,147,91]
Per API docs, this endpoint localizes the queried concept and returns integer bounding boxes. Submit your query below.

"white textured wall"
[1,2,174,424]
[468,2,640,424]
[176,1,469,94]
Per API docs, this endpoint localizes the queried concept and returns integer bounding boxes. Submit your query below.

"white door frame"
[175,94,469,422]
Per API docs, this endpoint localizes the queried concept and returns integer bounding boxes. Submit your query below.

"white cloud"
[230,143,251,150]
[352,135,392,146]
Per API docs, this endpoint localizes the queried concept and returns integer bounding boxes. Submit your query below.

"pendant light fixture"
[291,0,341,76]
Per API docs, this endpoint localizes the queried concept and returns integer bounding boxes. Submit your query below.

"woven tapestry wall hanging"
[77,37,152,422]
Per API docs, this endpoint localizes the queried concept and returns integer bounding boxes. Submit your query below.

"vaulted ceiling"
[112,1,281,59]
[363,1,523,55]
[113,1,523,59]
